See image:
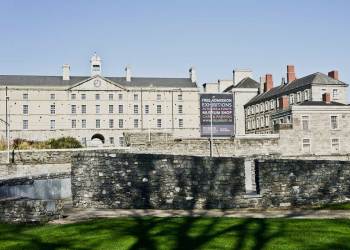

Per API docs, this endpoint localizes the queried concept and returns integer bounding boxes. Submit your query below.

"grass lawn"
[316,202,350,210]
[1,217,350,250]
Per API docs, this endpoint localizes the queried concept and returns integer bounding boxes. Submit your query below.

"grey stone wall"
[0,198,63,223]
[72,151,259,209]
[258,159,350,207]
[128,137,280,157]
[0,148,128,165]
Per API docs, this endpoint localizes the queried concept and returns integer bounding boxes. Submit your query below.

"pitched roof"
[297,101,347,106]
[245,72,347,106]
[0,75,197,88]
[224,77,259,92]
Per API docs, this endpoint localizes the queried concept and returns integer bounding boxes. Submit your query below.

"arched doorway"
[91,133,105,144]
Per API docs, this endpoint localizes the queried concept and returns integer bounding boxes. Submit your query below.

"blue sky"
[1,0,350,92]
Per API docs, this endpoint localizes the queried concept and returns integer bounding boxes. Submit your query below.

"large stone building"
[0,54,200,146]
[244,65,348,134]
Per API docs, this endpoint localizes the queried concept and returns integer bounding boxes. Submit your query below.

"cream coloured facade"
[0,54,200,146]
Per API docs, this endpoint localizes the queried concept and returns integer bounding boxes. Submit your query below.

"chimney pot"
[322,92,331,104]
[279,96,289,110]
[328,70,339,80]
[62,64,70,81]
[264,74,273,92]
[125,65,131,82]
[189,67,197,83]
[287,65,296,83]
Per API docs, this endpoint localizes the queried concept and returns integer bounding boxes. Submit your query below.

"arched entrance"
[91,133,105,144]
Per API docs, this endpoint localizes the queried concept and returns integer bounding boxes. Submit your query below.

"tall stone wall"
[71,151,258,209]
[258,159,350,207]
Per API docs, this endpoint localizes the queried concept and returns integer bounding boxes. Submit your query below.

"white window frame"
[23,120,28,129]
[109,105,114,114]
[178,105,183,114]
[50,93,55,100]
[134,94,139,101]
[134,105,139,114]
[82,119,86,128]
[71,105,76,114]
[331,138,340,153]
[109,94,114,101]
[145,105,149,114]
[179,118,184,128]
[81,94,86,100]
[50,120,55,130]
[330,115,339,130]
[50,104,55,115]
[96,119,101,129]
[81,105,86,114]
[157,105,162,114]
[301,115,309,131]
[23,105,28,115]
[119,119,123,128]
[95,94,100,100]
[157,119,162,128]
[134,119,139,128]
[95,105,100,114]
[71,119,76,129]
[71,93,76,100]
[157,94,161,101]
[302,138,311,153]
[118,105,123,114]
[332,89,339,100]
[23,93,28,100]
[178,94,183,101]
[109,119,114,129]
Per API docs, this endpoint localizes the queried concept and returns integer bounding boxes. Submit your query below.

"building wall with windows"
[0,55,200,147]
[276,105,350,155]
[244,66,348,134]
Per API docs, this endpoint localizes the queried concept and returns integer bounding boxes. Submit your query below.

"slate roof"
[0,75,197,88]
[297,101,347,106]
[224,77,259,92]
[245,72,348,106]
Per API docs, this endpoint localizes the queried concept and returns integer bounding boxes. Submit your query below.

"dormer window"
[92,65,100,71]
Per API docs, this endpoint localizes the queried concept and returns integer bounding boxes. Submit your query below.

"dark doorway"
[91,133,105,144]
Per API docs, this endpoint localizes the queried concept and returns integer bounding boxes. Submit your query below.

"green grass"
[316,202,350,210]
[1,217,350,250]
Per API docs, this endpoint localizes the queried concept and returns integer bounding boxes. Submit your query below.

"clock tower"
[90,53,102,76]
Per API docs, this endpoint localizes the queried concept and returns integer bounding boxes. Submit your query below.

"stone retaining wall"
[258,159,350,207]
[0,198,63,223]
[72,151,259,209]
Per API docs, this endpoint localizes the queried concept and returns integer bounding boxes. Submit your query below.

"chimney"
[189,67,197,83]
[279,96,289,110]
[264,74,273,92]
[322,92,331,104]
[233,69,252,86]
[287,65,296,83]
[259,76,264,94]
[125,65,131,82]
[328,70,339,80]
[62,64,70,81]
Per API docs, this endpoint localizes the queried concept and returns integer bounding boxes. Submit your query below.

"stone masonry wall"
[258,159,350,207]
[0,198,63,223]
[0,148,128,165]
[128,138,280,157]
[71,151,259,209]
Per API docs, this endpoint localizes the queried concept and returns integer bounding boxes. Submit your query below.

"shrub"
[47,137,82,149]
